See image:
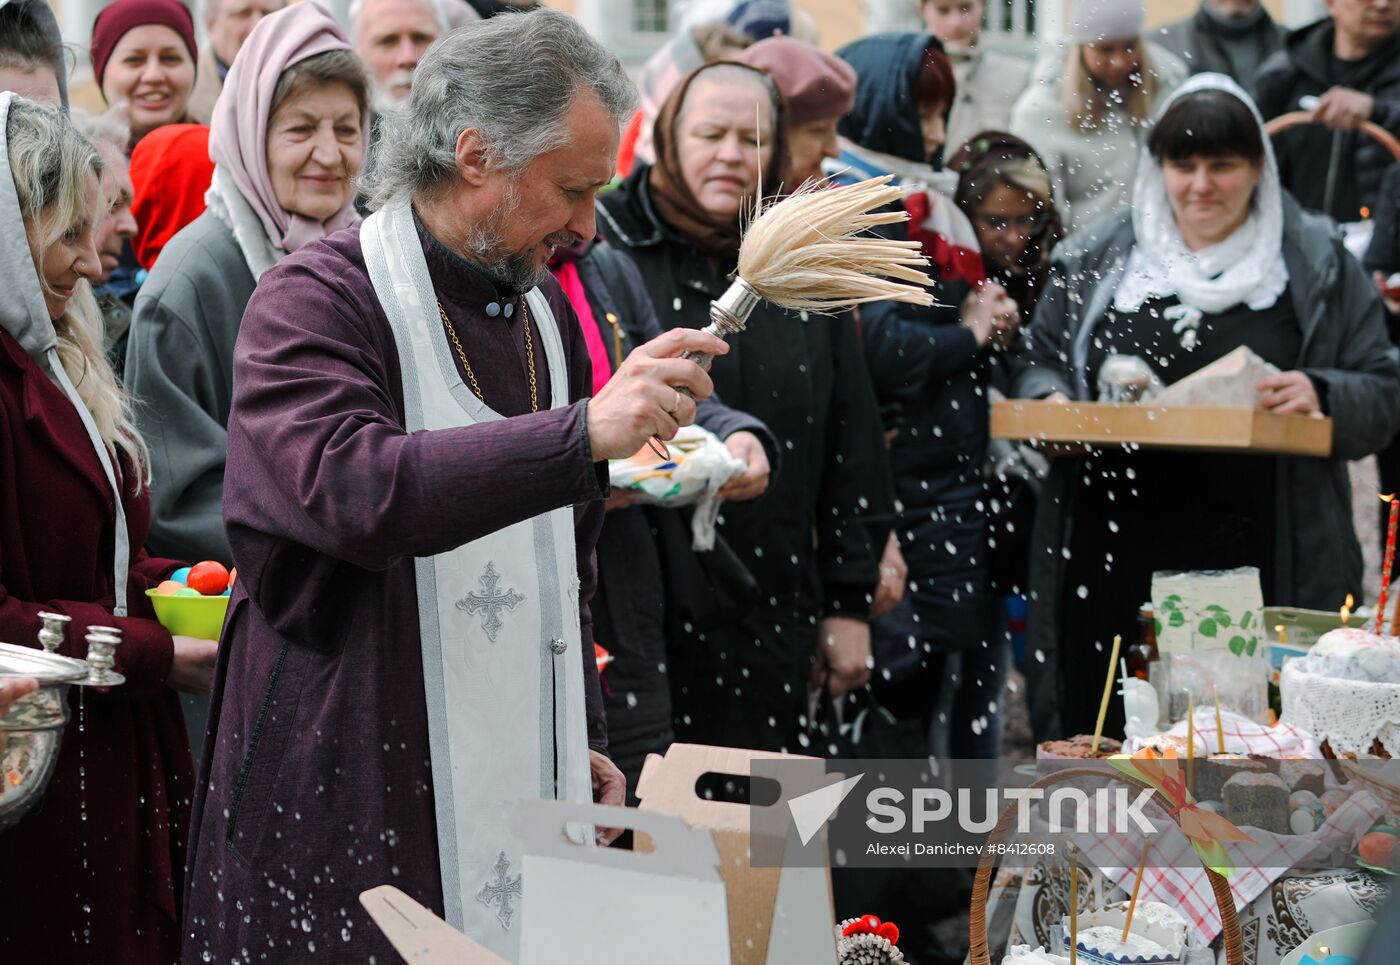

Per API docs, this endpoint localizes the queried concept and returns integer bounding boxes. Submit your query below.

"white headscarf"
[1115,73,1288,325]
[0,93,129,614]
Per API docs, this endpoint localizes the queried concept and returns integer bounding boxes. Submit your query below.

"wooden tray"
[991,400,1333,457]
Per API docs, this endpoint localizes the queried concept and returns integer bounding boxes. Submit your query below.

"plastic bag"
[607,424,747,550]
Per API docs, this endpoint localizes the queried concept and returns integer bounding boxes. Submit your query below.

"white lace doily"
[1281,659,1400,757]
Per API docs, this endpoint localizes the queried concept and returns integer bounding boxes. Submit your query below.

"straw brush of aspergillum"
[679,174,937,376]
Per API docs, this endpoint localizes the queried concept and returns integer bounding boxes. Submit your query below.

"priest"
[181,11,726,963]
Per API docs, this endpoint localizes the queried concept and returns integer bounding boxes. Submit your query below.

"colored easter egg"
[1358,830,1399,868]
[155,580,184,596]
[187,561,230,596]
[229,567,237,587]
[1320,789,1350,815]
[1290,803,1326,834]
[1289,790,1319,810]
[175,587,201,597]
[221,588,231,597]
[170,566,191,584]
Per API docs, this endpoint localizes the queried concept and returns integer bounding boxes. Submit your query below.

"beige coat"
[946,44,1035,158]
[1010,42,1188,235]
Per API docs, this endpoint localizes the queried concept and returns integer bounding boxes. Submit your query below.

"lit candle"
[1091,635,1123,755]
[1380,494,1398,635]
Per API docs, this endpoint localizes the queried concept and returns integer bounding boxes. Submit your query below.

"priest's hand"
[168,635,219,695]
[590,750,626,845]
[587,329,729,461]
[811,616,872,698]
[716,430,771,502]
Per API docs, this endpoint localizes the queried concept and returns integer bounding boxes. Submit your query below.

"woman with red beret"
[90,0,198,151]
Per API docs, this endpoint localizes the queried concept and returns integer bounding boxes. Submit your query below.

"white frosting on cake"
[1305,629,1400,682]
[1126,902,1189,944]
[1003,945,1071,965]
[1076,926,1171,959]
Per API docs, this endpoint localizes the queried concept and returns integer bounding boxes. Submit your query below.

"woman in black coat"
[835,33,1021,758]
[597,61,893,753]
[1016,77,1400,741]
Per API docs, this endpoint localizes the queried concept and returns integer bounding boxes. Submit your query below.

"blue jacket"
[836,31,937,166]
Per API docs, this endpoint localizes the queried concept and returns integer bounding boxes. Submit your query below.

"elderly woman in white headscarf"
[124,1,368,564]
[1013,73,1400,742]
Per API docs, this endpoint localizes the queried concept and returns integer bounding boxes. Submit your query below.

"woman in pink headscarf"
[124,1,369,566]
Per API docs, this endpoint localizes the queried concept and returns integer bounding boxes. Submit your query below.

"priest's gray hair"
[360,8,637,209]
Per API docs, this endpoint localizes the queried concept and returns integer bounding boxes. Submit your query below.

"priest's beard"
[465,180,579,291]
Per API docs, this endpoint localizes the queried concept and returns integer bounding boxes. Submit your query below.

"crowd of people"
[1,0,1399,960]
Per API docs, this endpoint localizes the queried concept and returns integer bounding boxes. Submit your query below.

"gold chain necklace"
[437,298,538,413]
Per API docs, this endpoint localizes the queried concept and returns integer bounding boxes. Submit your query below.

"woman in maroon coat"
[0,94,217,962]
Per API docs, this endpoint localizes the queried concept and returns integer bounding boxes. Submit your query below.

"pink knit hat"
[90,0,197,88]
[736,36,856,126]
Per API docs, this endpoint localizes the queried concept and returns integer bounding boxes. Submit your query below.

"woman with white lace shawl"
[1012,73,1400,743]
[124,1,367,564]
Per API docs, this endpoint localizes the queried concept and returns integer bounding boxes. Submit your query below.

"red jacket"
[0,328,192,962]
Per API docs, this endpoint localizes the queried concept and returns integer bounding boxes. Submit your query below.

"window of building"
[631,0,669,34]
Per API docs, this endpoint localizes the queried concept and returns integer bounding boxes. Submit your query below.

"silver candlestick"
[36,612,70,654]
[83,626,123,686]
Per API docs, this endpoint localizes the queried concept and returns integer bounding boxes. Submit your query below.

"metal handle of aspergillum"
[675,278,761,399]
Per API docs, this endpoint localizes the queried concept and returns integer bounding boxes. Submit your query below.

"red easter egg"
[187,561,230,596]
[876,921,900,945]
[1358,831,1399,868]
[155,580,184,596]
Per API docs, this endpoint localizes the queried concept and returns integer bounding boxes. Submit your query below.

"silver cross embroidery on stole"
[476,850,523,931]
[456,562,526,642]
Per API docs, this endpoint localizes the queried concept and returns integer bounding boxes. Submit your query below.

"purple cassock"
[181,217,610,964]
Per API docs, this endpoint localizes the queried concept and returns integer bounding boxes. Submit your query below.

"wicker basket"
[1339,760,1400,813]
[968,766,1244,965]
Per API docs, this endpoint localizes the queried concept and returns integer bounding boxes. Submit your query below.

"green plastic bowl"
[145,588,229,640]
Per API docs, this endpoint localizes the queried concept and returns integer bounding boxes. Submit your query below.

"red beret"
[735,36,856,126]
[90,0,197,90]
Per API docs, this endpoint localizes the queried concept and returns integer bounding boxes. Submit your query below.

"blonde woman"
[0,94,215,961]
[1010,0,1187,233]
